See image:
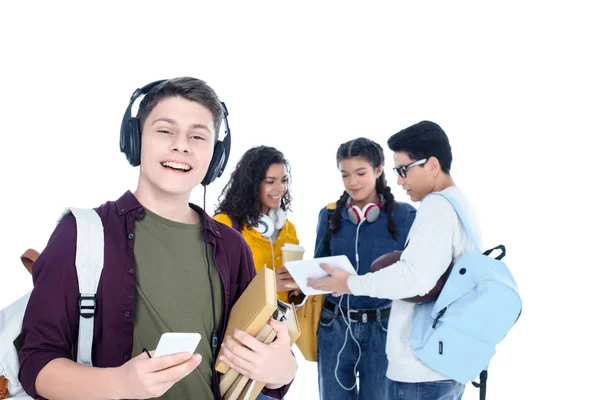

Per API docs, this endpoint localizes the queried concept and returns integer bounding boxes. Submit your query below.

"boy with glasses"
[308,120,482,400]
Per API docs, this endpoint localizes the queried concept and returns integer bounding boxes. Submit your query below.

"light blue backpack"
[409,192,522,400]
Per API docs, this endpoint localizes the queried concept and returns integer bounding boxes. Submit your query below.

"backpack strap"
[471,370,488,400]
[20,249,40,275]
[61,207,104,367]
[426,191,482,254]
[323,203,336,255]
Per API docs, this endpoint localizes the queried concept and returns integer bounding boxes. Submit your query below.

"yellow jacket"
[212,213,299,303]
[213,212,321,362]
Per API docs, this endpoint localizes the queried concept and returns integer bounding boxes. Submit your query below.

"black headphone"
[119,79,232,186]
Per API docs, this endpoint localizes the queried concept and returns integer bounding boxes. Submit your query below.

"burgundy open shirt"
[18,191,291,399]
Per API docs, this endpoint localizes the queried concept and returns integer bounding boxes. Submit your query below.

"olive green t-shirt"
[131,209,223,399]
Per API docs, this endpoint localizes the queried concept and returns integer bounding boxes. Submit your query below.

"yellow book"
[215,266,278,374]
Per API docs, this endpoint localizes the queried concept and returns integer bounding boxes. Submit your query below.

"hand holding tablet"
[284,255,356,296]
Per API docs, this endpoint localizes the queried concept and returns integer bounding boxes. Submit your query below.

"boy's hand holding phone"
[113,332,202,399]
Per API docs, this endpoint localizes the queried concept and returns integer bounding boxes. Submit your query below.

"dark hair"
[137,77,224,139]
[215,146,292,227]
[387,120,453,173]
[328,138,398,240]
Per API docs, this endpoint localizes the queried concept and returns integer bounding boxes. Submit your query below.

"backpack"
[408,192,522,400]
[0,208,104,399]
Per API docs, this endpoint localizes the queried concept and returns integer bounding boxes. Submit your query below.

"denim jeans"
[317,302,392,400]
[389,379,464,400]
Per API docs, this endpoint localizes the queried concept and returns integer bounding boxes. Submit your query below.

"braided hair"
[328,138,398,241]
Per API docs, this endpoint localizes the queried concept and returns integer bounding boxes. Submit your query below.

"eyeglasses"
[392,158,427,178]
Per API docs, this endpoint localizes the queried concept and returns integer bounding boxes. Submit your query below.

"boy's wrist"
[264,353,296,389]
[106,366,128,399]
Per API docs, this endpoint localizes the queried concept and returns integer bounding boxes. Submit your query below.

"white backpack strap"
[61,207,104,367]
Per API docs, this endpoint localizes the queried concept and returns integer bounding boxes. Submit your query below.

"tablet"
[284,255,357,296]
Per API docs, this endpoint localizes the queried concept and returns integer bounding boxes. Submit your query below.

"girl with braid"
[312,137,416,400]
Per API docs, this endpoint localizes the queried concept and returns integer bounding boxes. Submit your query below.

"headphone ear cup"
[121,118,141,167]
[347,206,362,225]
[202,141,225,186]
[129,119,142,167]
[256,214,275,238]
[268,207,287,230]
[120,80,167,167]
[363,203,380,223]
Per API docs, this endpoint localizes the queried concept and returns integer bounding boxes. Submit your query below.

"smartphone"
[153,332,201,358]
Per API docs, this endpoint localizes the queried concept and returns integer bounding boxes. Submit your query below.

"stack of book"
[216,266,301,400]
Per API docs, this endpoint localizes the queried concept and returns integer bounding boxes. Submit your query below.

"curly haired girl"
[214,145,300,302]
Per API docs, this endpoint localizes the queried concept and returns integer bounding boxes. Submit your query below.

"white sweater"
[347,186,482,382]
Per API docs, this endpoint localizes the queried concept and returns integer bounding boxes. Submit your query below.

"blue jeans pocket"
[319,306,335,328]
[378,316,389,333]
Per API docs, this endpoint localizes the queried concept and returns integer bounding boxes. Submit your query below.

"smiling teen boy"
[18,77,296,399]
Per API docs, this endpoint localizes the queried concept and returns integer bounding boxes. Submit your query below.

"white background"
[1,1,599,399]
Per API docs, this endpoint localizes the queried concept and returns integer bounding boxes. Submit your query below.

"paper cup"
[282,244,305,289]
